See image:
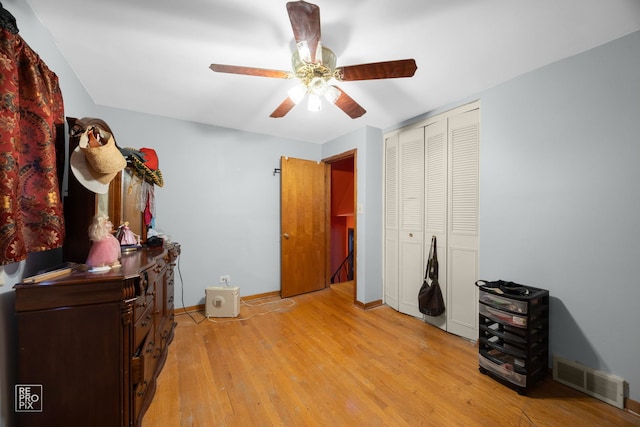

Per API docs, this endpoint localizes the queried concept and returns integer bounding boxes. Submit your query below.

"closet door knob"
[283,233,290,239]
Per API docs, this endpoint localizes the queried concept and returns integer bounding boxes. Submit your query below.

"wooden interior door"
[280,157,329,297]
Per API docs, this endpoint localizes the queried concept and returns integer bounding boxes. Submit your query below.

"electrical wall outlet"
[219,275,231,284]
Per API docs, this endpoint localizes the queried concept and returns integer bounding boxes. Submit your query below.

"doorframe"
[323,149,357,305]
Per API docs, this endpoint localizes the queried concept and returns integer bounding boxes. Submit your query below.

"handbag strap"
[428,236,438,280]
[431,235,437,261]
[424,236,437,280]
[424,245,432,281]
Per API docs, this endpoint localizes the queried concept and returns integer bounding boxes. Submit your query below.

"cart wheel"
[479,367,487,375]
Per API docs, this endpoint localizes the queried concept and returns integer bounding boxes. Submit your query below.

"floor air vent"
[553,355,625,409]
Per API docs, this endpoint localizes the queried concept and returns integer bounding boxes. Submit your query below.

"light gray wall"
[362,126,384,303]
[479,31,640,400]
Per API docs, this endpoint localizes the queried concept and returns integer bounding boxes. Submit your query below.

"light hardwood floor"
[143,282,639,426]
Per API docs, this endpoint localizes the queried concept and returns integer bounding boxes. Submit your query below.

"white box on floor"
[205,286,240,318]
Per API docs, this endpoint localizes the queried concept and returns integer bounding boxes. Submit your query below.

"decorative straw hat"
[69,120,126,194]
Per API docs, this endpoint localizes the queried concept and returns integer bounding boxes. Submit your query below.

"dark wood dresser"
[14,243,180,427]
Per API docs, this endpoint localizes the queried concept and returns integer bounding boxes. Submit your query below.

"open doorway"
[324,150,356,302]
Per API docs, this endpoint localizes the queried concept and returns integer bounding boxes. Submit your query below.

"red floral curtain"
[0,23,65,264]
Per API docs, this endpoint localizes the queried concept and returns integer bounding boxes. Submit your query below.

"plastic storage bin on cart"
[478,283,549,395]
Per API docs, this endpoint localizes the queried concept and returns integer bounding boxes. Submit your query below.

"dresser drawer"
[132,333,157,420]
[133,293,153,323]
[134,304,154,351]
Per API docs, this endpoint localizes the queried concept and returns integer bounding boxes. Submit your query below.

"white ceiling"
[23,0,640,144]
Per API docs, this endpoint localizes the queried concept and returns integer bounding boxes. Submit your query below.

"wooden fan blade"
[286,1,321,63]
[210,64,292,79]
[336,59,417,81]
[331,86,366,119]
[270,97,297,118]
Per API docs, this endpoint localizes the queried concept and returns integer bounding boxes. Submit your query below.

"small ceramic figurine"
[117,221,140,246]
[86,215,121,269]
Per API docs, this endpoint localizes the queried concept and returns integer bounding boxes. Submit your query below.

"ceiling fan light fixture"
[291,46,335,75]
[210,1,416,120]
[308,77,328,96]
[287,83,307,104]
[307,93,322,112]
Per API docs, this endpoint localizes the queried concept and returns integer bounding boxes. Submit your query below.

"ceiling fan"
[210,0,417,119]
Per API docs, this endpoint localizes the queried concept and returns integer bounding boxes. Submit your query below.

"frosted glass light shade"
[287,84,307,104]
[307,94,322,112]
[324,86,341,104]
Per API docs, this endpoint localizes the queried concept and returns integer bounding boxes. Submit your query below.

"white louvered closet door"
[446,108,480,340]
[384,134,399,310]
[397,127,425,318]
[423,119,448,330]
[383,103,479,333]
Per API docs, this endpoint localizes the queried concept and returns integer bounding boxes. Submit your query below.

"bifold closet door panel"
[423,119,448,329]
[384,134,400,309]
[397,127,425,318]
[446,108,480,340]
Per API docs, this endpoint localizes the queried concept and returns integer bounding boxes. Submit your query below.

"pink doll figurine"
[117,221,140,246]
[86,215,121,268]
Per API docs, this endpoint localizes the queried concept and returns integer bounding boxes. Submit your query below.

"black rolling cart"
[477,282,549,395]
